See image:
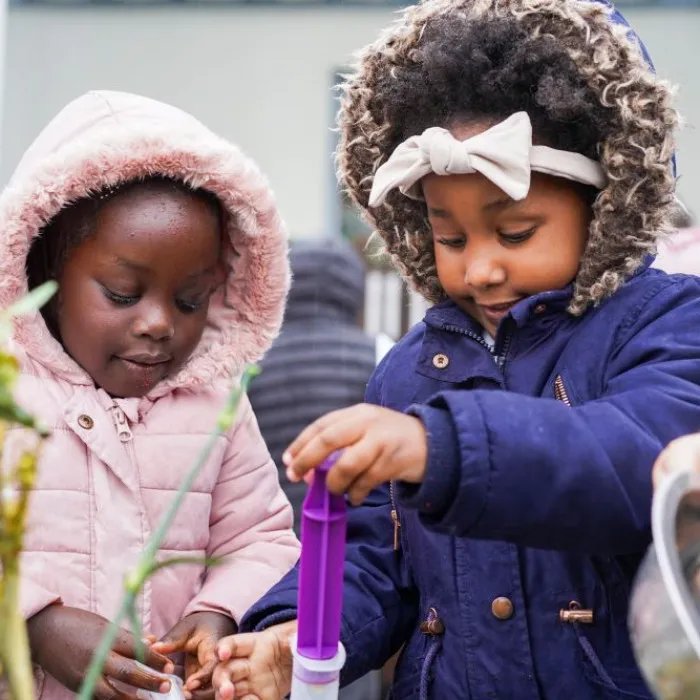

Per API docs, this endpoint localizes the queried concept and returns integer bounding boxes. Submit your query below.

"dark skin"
[27,185,235,698]
[55,185,222,399]
[283,121,591,506]
[27,607,174,698]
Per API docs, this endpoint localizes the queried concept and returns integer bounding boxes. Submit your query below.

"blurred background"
[0,0,697,337]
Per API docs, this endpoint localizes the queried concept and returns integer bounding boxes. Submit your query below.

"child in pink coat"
[0,90,299,699]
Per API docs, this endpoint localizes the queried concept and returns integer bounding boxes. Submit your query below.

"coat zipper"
[554,375,572,407]
[441,324,513,378]
[389,480,401,551]
[441,324,491,351]
[109,406,145,619]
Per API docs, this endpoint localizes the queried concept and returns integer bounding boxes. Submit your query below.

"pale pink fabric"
[654,227,700,275]
[0,91,299,699]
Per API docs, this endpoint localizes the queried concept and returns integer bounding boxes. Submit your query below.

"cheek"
[434,248,464,288]
[516,239,584,289]
[58,285,123,352]
[176,312,209,355]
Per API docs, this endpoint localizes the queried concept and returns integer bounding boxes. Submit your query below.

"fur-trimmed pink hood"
[0,90,290,397]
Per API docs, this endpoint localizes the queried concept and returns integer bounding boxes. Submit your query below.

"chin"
[100,380,155,399]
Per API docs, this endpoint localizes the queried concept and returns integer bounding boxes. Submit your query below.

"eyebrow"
[427,195,518,219]
[427,206,451,219]
[115,257,217,280]
[482,195,517,213]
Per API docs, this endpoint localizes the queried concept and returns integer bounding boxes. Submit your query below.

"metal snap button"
[432,353,449,369]
[491,597,514,620]
[77,414,94,430]
[534,303,547,315]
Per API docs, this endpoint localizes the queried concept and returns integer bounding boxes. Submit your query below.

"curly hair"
[337,0,678,314]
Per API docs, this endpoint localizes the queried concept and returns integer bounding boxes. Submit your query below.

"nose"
[464,246,507,289]
[131,301,174,341]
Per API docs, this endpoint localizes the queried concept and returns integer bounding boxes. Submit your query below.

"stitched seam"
[23,549,90,555]
[86,446,96,612]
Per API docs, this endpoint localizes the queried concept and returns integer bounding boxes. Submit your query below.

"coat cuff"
[397,404,460,518]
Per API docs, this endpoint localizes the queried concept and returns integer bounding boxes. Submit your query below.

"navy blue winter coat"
[242,266,700,699]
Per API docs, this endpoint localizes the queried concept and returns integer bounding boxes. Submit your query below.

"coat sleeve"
[19,579,61,619]
[240,358,419,685]
[183,394,300,623]
[399,276,700,555]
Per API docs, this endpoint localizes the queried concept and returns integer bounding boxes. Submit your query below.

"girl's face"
[423,122,592,336]
[56,187,221,398]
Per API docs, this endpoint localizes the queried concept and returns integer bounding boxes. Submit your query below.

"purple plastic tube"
[296,451,347,660]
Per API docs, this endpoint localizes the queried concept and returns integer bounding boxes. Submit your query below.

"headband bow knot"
[368,112,606,207]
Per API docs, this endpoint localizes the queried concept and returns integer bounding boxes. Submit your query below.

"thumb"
[152,620,192,655]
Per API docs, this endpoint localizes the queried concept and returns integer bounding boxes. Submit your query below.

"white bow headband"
[368,112,607,208]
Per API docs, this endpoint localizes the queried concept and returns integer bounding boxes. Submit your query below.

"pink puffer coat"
[0,90,299,699]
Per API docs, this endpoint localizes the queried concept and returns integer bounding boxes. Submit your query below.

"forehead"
[88,187,221,267]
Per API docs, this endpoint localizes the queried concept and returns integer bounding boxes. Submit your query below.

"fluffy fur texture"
[337,0,678,314]
[0,90,290,397]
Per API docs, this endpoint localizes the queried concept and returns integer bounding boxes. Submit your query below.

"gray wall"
[3,5,699,237]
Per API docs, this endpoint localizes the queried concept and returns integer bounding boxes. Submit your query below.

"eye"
[176,289,213,314]
[436,235,466,249]
[102,286,138,306]
[176,299,205,314]
[499,227,536,244]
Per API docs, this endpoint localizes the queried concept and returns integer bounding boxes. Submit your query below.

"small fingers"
[217,659,252,685]
[217,633,257,663]
[215,678,235,700]
[113,628,174,674]
[185,657,217,692]
[94,677,138,700]
[326,440,384,500]
[190,687,215,700]
[284,407,366,479]
[104,653,171,694]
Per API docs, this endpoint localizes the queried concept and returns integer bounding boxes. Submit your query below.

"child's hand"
[153,611,236,699]
[212,621,297,700]
[653,433,700,489]
[27,605,174,699]
[283,403,428,505]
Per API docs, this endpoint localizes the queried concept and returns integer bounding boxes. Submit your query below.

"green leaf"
[5,282,58,317]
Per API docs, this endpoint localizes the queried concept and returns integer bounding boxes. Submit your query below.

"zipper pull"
[391,508,401,551]
[111,406,133,443]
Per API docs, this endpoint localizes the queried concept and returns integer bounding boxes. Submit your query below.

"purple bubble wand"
[290,452,347,699]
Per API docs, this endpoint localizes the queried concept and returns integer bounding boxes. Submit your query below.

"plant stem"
[0,568,35,700]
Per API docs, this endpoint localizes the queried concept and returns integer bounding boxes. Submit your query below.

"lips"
[475,299,521,313]
[118,353,171,366]
[472,298,522,330]
[476,299,520,313]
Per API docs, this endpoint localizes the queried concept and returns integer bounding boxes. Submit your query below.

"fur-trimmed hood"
[0,90,290,398]
[336,0,678,315]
